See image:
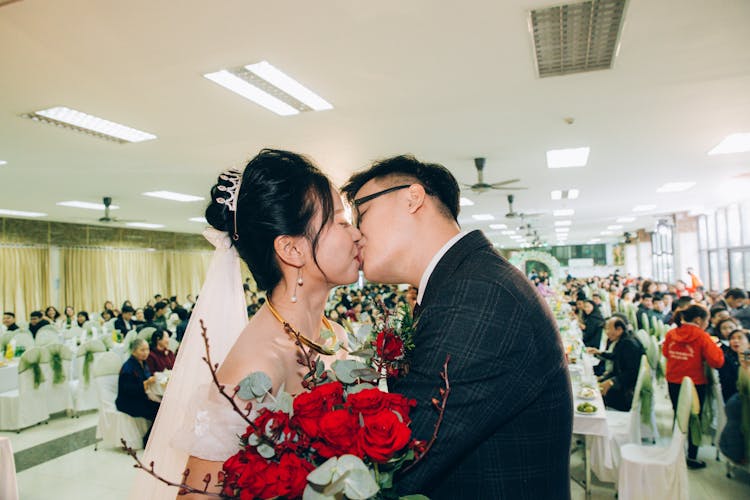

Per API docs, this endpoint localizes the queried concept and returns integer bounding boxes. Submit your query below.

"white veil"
[129,228,248,499]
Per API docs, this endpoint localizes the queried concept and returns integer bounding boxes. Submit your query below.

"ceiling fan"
[462,158,527,194]
[96,196,143,224]
[505,194,542,219]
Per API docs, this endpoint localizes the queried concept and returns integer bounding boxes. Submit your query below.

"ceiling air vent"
[529,0,627,78]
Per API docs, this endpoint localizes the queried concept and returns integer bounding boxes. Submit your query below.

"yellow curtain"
[0,246,51,321]
[164,250,212,302]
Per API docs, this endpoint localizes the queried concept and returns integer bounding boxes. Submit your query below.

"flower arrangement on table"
[124,303,450,500]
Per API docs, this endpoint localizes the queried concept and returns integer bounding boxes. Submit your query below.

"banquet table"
[0,436,19,500]
[0,361,19,393]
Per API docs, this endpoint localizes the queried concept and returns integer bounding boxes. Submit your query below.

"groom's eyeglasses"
[352,184,411,228]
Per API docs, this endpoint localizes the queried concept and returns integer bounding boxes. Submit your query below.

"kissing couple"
[132,149,573,500]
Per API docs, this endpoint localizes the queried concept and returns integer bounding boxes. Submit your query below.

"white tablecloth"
[0,436,19,500]
[0,362,19,393]
[569,358,608,437]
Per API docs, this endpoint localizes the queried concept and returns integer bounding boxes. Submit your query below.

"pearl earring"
[292,269,303,303]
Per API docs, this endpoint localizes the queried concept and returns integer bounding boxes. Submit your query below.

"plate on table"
[577,387,597,400]
[575,402,598,415]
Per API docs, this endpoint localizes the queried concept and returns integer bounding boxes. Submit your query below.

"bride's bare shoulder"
[216,313,285,388]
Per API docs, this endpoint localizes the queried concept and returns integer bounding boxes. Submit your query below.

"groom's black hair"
[341,155,460,222]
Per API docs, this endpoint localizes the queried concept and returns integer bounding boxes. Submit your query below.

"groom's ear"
[273,235,306,267]
[406,184,427,215]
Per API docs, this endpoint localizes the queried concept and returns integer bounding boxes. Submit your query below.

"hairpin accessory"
[217,169,242,241]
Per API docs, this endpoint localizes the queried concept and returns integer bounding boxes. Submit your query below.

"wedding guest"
[100,309,115,326]
[707,308,731,336]
[717,329,750,403]
[663,304,725,469]
[719,354,750,463]
[138,307,164,334]
[114,305,137,334]
[717,318,741,342]
[637,294,658,330]
[103,300,115,314]
[153,301,169,332]
[121,300,134,311]
[2,312,19,332]
[116,338,160,445]
[174,308,189,343]
[580,299,605,348]
[44,306,62,328]
[62,306,76,329]
[146,330,176,373]
[726,288,750,329]
[76,311,90,328]
[28,311,50,338]
[132,308,146,328]
[587,317,644,411]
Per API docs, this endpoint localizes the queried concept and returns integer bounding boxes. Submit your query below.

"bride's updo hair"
[205,149,334,292]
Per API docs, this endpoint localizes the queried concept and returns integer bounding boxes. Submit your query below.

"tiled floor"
[2,386,750,499]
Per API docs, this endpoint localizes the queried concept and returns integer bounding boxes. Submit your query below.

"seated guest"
[132,308,146,328]
[146,330,176,373]
[719,355,750,464]
[100,309,115,326]
[28,311,50,337]
[44,306,62,329]
[174,308,189,343]
[717,318,741,343]
[718,329,750,403]
[114,305,137,333]
[587,317,645,411]
[2,312,19,332]
[137,307,163,333]
[726,288,750,329]
[580,299,605,348]
[62,306,76,329]
[76,311,90,328]
[707,308,731,336]
[116,338,160,445]
[153,301,169,332]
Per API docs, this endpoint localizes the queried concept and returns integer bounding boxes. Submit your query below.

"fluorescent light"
[554,220,572,227]
[501,230,516,235]
[0,160,7,166]
[204,70,299,116]
[550,190,562,200]
[245,61,332,111]
[553,209,575,217]
[551,189,579,200]
[27,106,156,143]
[600,230,614,235]
[708,133,750,155]
[568,189,580,199]
[143,191,204,202]
[607,225,623,230]
[555,227,570,233]
[126,222,165,229]
[0,208,46,217]
[633,204,656,212]
[588,239,601,244]
[489,223,507,230]
[546,147,590,168]
[656,182,696,193]
[57,201,120,211]
[189,217,208,223]
[472,214,495,221]
[460,197,475,207]
[616,216,635,223]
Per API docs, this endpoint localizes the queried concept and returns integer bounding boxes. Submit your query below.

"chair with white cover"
[34,326,61,347]
[0,347,51,431]
[93,351,149,450]
[168,334,179,353]
[12,331,34,354]
[71,339,106,414]
[137,327,156,343]
[63,326,81,342]
[618,376,694,500]
[43,344,74,415]
[590,355,650,483]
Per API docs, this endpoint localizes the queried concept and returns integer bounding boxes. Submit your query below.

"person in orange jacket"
[663,303,724,469]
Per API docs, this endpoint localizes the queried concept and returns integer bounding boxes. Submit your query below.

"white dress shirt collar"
[417,231,469,305]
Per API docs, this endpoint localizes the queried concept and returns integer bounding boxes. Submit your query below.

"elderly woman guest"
[145,330,175,374]
[718,329,750,403]
[116,338,160,445]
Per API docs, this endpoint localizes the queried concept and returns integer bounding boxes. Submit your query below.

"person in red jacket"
[662,303,724,469]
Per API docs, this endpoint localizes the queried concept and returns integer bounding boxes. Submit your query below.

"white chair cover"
[137,327,156,343]
[93,352,149,450]
[0,347,51,431]
[43,344,74,415]
[618,376,693,500]
[35,326,61,347]
[590,355,649,483]
[71,340,106,413]
[12,332,34,353]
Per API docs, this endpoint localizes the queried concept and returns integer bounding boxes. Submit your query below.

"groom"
[343,156,573,499]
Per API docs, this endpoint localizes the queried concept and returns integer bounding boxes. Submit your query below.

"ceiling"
[1,0,749,247]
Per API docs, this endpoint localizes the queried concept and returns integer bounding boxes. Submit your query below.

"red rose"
[276,452,315,498]
[358,409,412,463]
[345,387,388,420]
[251,409,306,453]
[375,329,405,361]
[315,409,362,458]
[292,381,344,438]
[234,450,276,499]
[384,392,417,424]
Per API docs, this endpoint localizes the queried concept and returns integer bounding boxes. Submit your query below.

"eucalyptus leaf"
[237,372,272,400]
[346,383,377,395]
[315,359,325,377]
[377,470,394,489]
[399,495,430,500]
[342,469,380,500]
[350,368,379,382]
[307,457,338,486]
[331,359,368,384]
[247,433,260,446]
[256,442,275,459]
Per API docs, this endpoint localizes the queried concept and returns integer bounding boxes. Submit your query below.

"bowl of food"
[576,402,598,415]
[577,387,596,400]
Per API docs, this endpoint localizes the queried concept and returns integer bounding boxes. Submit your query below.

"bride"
[130,149,361,499]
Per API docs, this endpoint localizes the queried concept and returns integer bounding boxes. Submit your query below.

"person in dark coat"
[718,329,750,403]
[580,299,605,348]
[588,317,645,411]
[113,305,136,334]
[116,338,160,444]
[343,155,572,500]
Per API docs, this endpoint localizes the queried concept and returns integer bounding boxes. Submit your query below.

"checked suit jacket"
[392,230,573,499]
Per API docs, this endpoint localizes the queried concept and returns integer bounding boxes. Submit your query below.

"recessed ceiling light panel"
[616,216,635,223]
[656,182,696,193]
[24,106,156,143]
[708,132,750,155]
[632,204,656,212]
[554,220,572,227]
[126,222,165,229]
[546,147,590,168]
[0,208,47,217]
[57,201,120,211]
[553,209,575,216]
[472,214,495,221]
[489,223,507,230]
[189,217,208,223]
[143,191,204,202]
[460,197,475,207]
